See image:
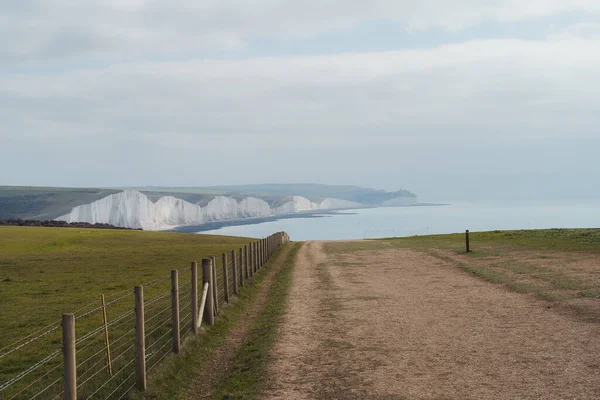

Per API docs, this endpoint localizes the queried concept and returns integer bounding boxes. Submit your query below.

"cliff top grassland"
[0,226,253,353]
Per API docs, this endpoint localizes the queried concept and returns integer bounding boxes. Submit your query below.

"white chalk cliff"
[56,190,361,230]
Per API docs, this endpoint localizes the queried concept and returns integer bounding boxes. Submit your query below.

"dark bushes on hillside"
[0,219,139,230]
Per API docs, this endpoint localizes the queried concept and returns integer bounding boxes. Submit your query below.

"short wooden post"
[232,249,238,295]
[466,230,471,253]
[62,313,76,400]
[191,262,198,335]
[222,253,229,303]
[211,256,219,315]
[171,270,180,353]
[202,259,215,326]
[135,286,147,391]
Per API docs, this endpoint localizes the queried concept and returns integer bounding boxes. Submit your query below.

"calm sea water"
[198,200,600,241]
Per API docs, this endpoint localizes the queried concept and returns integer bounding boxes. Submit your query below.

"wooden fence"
[0,231,290,400]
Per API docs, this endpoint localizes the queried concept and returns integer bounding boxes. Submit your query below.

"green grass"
[211,242,301,400]
[126,243,299,400]
[0,226,255,398]
[459,263,511,284]
[386,228,600,253]
[0,226,254,344]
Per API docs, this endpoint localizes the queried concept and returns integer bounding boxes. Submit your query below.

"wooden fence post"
[171,270,180,353]
[240,247,245,286]
[135,286,147,391]
[211,256,219,315]
[191,262,198,335]
[222,252,229,303]
[255,241,259,271]
[202,259,215,326]
[242,244,250,279]
[253,241,258,272]
[62,313,76,400]
[466,230,471,253]
[232,249,238,295]
[249,244,254,278]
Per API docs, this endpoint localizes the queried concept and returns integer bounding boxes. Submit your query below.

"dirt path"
[263,241,600,399]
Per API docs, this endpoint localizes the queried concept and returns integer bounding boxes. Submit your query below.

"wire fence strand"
[1,233,287,400]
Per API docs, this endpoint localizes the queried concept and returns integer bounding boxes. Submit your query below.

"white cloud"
[2,0,600,64]
[2,37,599,147]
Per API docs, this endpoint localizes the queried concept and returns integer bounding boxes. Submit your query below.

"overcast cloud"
[1,1,599,201]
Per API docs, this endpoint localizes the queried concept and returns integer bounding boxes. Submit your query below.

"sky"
[1,1,599,202]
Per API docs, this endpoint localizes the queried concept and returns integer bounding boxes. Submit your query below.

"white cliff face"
[275,196,361,214]
[318,198,361,210]
[56,190,361,230]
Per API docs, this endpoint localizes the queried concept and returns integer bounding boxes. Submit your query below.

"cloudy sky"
[1,1,599,201]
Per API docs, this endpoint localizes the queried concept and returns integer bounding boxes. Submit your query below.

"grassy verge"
[211,242,301,400]
[131,242,300,399]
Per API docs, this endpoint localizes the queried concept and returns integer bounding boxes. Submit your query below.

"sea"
[197,199,600,241]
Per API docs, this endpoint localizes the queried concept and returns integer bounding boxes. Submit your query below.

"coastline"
[167,210,343,233]
[167,203,448,233]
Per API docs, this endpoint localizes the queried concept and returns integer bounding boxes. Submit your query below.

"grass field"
[0,226,254,343]
[326,228,600,321]
[0,226,255,398]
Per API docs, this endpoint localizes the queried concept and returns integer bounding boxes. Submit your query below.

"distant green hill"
[0,186,120,220]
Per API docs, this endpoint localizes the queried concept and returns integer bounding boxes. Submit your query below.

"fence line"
[0,231,290,400]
